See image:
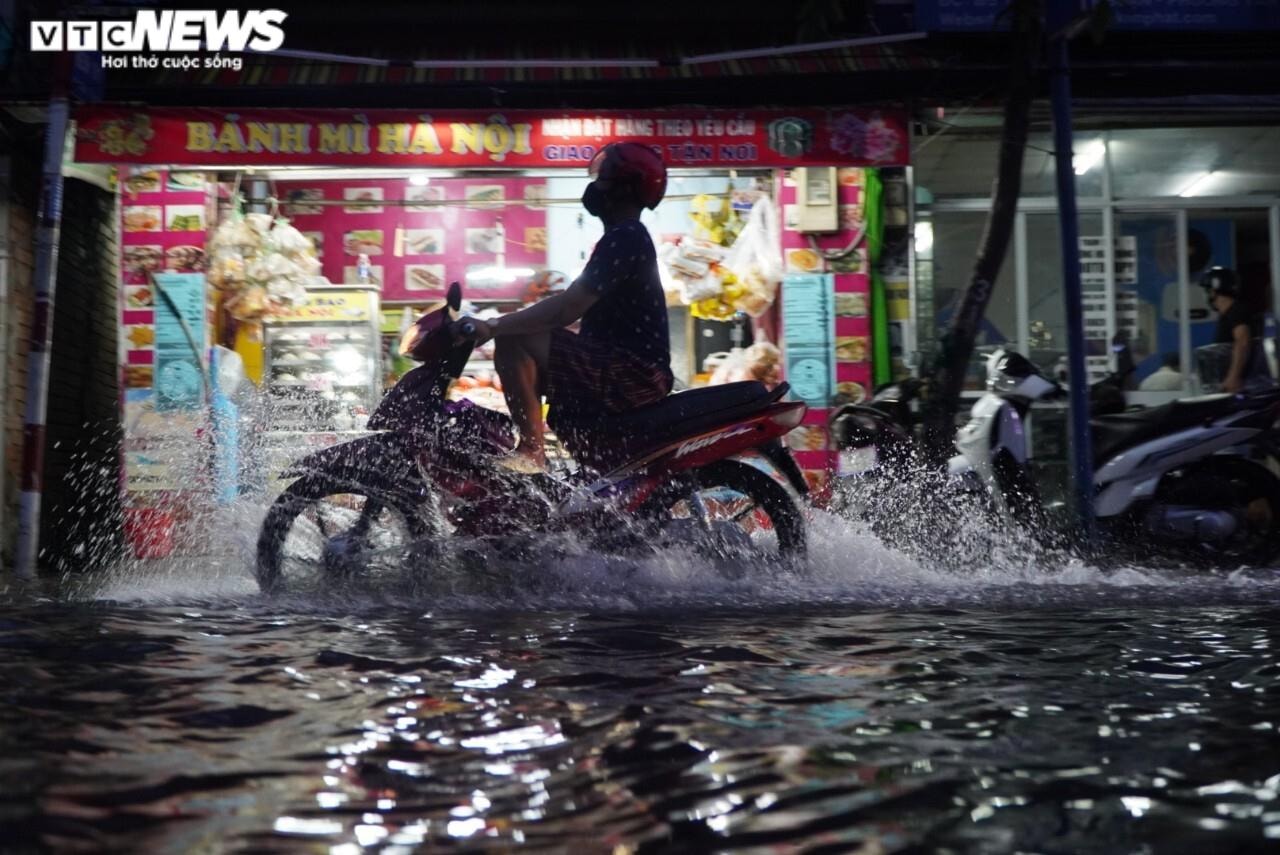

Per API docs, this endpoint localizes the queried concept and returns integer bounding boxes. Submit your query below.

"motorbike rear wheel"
[644,459,806,562]
[256,475,428,594]
[1150,456,1280,568]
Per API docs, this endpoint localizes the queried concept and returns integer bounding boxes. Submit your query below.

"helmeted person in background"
[1203,266,1268,394]
[462,142,673,473]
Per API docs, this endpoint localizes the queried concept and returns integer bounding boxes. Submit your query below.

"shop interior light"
[408,173,431,186]
[914,221,934,255]
[330,348,365,376]
[1073,139,1106,176]
[466,266,535,285]
[1178,170,1216,197]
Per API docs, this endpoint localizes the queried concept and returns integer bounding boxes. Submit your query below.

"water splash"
[71,486,1280,613]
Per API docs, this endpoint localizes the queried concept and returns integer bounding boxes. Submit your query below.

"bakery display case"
[262,286,382,433]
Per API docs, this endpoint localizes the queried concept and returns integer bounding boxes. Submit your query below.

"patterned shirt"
[577,219,671,371]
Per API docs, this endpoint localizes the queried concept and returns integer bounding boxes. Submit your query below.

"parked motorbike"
[956,348,1280,567]
[825,379,986,559]
[829,378,924,477]
[255,283,810,593]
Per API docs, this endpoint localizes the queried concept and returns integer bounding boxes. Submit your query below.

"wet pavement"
[2,519,1279,852]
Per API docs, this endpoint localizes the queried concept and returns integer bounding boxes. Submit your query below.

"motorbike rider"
[1203,266,1268,393]
[461,142,674,473]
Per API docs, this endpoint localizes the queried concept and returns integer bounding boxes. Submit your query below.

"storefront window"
[1023,212,1103,375]
[1114,211,1189,389]
[1109,126,1280,199]
[927,211,1018,389]
[913,131,1104,202]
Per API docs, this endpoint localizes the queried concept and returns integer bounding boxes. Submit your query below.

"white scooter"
[955,348,1280,567]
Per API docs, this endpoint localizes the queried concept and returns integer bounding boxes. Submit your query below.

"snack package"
[209,216,257,251]
[227,285,267,321]
[690,194,744,246]
[681,274,722,304]
[244,212,274,239]
[681,239,728,265]
[690,296,736,321]
[211,209,323,318]
[208,247,247,291]
[669,254,711,281]
[268,220,315,255]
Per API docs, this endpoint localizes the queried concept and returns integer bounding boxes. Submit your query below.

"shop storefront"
[71,105,910,556]
[913,121,1280,494]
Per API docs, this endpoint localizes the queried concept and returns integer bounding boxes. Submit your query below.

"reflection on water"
[2,510,1279,851]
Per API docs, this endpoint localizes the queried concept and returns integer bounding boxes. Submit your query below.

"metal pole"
[1176,209,1192,394]
[0,157,10,572]
[1049,35,1096,541]
[13,98,70,578]
[1101,139,1117,372]
[1269,205,1280,371]
[1015,211,1029,356]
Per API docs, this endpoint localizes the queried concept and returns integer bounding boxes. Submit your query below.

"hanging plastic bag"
[722,198,783,316]
[725,198,782,284]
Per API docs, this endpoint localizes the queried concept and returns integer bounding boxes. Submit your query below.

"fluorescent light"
[466,266,535,284]
[914,221,934,255]
[1073,139,1106,176]
[408,173,431,186]
[1178,170,1215,197]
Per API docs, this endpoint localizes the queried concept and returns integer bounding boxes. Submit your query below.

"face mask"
[581,181,607,218]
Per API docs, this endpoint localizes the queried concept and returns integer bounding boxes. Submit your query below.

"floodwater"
[2,510,1280,853]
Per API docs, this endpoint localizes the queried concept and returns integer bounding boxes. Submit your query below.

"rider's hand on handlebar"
[453,317,494,347]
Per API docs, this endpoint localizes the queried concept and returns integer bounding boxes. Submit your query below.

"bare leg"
[494,332,551,467]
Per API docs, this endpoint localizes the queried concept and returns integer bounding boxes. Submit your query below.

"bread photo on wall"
[343,186,384,213]
[835,336,868,363]
[404,265,446,292]
[834,292,868,317]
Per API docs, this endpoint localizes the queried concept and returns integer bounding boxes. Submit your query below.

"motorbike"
[255,282,810,593]
[956,348,1280,567]
[827,378,996,561]
[829,378,925,479]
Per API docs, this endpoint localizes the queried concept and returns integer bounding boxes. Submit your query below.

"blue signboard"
[151,272,207,412]
[1100,0,1280,31]
[916,0,1280,31]
[781,274,836,410]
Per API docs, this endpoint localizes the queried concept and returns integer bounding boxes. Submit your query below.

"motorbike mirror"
[446,281,462,313]
[400,301,452,362]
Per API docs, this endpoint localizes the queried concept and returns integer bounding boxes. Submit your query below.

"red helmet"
[588,142,667,209]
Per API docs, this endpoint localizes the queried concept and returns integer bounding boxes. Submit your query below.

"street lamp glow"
[914,221,934,255]
[1073,139,1106,176]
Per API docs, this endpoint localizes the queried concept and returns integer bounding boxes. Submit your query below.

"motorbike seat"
[557,381,789,468]
[602,381,787,440]
[1090,393,1239,465]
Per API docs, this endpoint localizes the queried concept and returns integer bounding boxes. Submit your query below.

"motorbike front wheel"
[256,475,428,594]
[1149,456,1280,568]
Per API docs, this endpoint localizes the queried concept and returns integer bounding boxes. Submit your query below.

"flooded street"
[2,518,1280,853]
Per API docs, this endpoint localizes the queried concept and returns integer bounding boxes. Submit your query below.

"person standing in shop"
[460,142,673,473]
[1203,266,1267,393]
